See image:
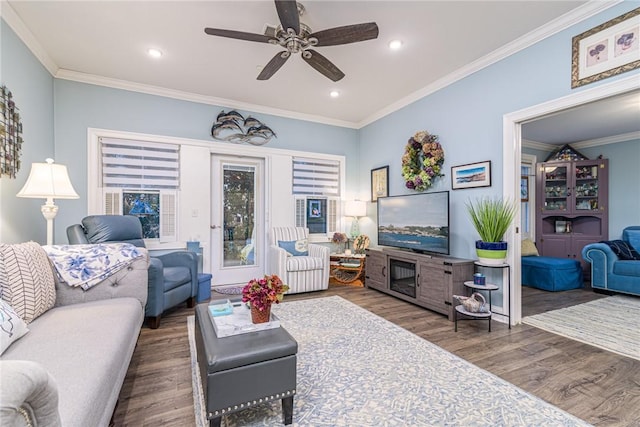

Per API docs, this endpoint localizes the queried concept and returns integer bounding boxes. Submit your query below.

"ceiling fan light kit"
[204,0,379,81]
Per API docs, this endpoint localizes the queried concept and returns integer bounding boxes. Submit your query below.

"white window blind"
[100,137,180,189]
[292,157,340,196]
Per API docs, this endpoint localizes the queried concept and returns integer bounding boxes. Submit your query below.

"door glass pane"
[222,164,256,267]
[543,165,567,211]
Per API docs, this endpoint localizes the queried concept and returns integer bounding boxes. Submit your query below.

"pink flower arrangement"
[242,274,289,311]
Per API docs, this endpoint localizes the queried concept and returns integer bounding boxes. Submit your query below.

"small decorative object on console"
[473,273,486,286]
[353,234,370,255]
[454,293,489,313]
[242,274,289,324]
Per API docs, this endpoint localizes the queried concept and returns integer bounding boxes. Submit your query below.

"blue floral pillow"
[601,240,640,261]
[278,239,309,256]
[0,299,29,355]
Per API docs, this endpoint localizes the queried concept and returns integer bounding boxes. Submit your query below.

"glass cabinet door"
[574,163,600,211]
[542,163,568,212]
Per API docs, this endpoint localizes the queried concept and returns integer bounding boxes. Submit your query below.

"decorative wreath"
[401,131,445,191]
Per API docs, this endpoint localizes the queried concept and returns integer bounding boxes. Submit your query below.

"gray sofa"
[0,249,149,427]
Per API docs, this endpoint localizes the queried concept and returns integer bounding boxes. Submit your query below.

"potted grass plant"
[466,197,516,265]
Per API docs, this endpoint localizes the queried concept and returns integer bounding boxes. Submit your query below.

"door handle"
[210,225,221,229]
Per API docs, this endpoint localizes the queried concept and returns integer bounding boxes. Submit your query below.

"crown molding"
[357,0,621,128]
[523,130,640,153]
[1,1,58,76]
[55,69,358,129]
[574,131,640,149]
[522,139,556,152]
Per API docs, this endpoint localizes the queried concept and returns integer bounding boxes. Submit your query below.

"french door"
[210,155,265,286]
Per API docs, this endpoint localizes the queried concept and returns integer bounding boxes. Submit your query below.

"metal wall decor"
[1,85,23,178]
[210,110,276,146]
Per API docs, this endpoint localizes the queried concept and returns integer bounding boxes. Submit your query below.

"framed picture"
[371,166,389,202]
[521,175,529,202]
[571,7,640,88]
[451,161,491,190]
[308,199,322,218]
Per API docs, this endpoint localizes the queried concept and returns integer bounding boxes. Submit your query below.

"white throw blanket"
[44,243,143,290]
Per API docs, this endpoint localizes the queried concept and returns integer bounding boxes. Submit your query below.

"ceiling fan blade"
[310,22,379,47]
[257,51,290,80]
[275,0,300,34]
[302,50,345,82]
[204,28,273,43]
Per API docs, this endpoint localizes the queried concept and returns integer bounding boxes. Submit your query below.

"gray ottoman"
[194,303,297,426]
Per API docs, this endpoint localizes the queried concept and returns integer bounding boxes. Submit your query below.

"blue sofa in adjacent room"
[581,226,640,296]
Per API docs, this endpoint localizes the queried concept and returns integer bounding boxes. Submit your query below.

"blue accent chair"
[582,226,640,297]
[66,215,198,328]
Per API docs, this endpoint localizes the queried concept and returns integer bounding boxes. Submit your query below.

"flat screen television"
[377,191,450,255]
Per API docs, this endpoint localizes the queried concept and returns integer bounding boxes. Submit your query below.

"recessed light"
[388,40,403,50]
[147,48,163,58]
[330,90,340,98]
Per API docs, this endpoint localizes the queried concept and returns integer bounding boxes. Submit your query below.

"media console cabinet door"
[417,262,448,315]
[364,249,387,290]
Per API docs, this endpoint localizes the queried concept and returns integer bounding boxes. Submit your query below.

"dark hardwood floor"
[113,283,640,426]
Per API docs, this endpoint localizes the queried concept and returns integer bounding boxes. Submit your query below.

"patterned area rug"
[189,296,589,426]
[523,295,640,361]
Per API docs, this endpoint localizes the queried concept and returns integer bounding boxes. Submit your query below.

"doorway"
[210,155,265,286]
[503,74,639,325]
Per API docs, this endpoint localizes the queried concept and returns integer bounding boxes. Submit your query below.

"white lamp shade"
[345,200,366,217]
[17,159,79,199]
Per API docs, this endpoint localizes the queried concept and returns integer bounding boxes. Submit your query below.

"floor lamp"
[345,200,366,238]
[17,158,79,246]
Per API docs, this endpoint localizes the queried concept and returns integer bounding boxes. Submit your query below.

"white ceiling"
[522,89,640,147]
[4,0,639,144]
[6,0,600,129]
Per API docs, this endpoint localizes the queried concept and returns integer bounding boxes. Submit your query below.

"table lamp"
[17,158,79,245]
[345,200,366,238]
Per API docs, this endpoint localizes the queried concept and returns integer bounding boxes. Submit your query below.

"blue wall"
[358,2,640,261]
[53,80,358,242]
[582,139,640,238]
[1,18,55,244]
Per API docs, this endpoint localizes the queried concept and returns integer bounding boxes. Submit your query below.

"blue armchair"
[582,226,640,297]
[67,215,198,328]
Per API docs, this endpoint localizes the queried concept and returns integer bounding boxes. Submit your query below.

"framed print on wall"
[451,161,491,190]
[371,166,389,202]
[571,7,640,88]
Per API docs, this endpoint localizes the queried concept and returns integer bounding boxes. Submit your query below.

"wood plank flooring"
[113,284,640,426]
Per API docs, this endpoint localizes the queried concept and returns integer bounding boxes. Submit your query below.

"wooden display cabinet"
[535,159,608,273]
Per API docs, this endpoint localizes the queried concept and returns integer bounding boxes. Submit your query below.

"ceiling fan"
[204,0,379,82]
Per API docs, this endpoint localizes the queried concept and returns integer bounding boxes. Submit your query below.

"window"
[292,156,341,237]
[100,137,179,242]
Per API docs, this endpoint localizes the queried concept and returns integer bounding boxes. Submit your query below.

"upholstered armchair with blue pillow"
[269,227,330,294]
[67,215,198,328]
[581,226,640,297]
